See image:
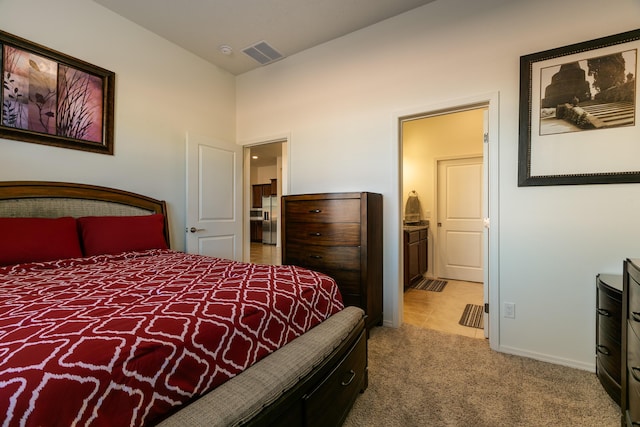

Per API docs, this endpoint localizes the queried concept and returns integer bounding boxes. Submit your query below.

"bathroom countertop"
[403,221,429,231]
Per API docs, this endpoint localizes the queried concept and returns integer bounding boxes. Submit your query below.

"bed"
[0,181,367,427]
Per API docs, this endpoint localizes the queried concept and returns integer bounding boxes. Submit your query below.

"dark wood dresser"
[281,192,383,330]
[596,273,622,405]
[623,258,640,426]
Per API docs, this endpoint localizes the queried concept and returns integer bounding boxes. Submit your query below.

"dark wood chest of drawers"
[281,192,383,330]
[623,259,640,426]
[596,273,622,405]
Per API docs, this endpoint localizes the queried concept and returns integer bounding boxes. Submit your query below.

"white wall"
[237,0,640,369]
[0,0,236,251]
[256,165,277,185]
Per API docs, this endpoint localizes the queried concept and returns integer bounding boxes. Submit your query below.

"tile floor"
[250,243,484,339]
[403,279,485,339]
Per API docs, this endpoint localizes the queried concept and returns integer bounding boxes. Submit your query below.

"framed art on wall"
[518,28,639,186]
[0,30,115,155]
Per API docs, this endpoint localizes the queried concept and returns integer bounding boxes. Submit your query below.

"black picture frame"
[0,30,115,155]
[518,29,640,186]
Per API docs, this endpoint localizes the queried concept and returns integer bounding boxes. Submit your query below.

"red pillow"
[0,217,83,266]
[78,214,168,256]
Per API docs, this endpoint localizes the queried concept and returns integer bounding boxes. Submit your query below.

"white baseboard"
[498,344,595,372]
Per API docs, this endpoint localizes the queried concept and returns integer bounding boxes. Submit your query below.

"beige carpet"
[343,323,620,427]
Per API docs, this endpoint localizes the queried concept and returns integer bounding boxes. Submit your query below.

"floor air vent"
[242,41,284,65]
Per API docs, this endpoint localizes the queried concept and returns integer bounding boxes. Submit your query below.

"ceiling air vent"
[242,41,284,66]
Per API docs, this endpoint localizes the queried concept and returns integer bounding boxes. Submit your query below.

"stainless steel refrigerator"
[262,195,277,245]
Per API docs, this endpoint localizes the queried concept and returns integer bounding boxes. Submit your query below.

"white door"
[186,132,243,260]
[436,156,483,282]
[482,110,490,336]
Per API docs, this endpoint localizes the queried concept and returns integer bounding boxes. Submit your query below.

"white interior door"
[437,156,483,282]
[482,109,490,336]
[186,132,242,260]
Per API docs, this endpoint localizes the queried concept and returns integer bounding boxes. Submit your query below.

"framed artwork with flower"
[0,30,115,154]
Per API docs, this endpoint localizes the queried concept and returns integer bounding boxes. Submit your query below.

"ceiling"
[93,0,437,75]
[249,142,283,168]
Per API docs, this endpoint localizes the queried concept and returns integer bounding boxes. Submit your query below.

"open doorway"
[401,107,487,339]
[244,140,286,265]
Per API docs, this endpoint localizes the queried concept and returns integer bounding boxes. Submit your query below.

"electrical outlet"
[504,302,515,319]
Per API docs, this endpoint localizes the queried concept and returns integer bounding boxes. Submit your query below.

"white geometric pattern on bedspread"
[0,249,344,426]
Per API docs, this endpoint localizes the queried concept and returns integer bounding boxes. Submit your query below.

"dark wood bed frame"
[0,180,367,427]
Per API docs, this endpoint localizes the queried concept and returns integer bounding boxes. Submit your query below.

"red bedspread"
[0,249,343,426]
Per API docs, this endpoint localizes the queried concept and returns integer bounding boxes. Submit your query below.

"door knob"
[187,227,204,233]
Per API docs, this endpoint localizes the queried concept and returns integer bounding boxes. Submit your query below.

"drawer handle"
[632,312,640,322]
[341,369,356,387]
[309,209,322,213]
[309,232,322,237]
[596,308,611,317]
[310,255,323,259]
[596,345,610,356]
[632,367,640,382]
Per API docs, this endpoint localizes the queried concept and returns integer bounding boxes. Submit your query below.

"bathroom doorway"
[401,106,488,338]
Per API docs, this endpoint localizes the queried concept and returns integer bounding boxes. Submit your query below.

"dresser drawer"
[629,381,640,426]
[405,230,420,244]
[284,199,360,223]
[626,321,640,420]
[324,269,361,295]
[598,287,622,339]
[304,327,366,427]
[597,331,621,383]
[285,222,360,246]
[598,313,621,346]
[596,285,622,352]
[285,244,360,271]
[286,244,362,295]
[629,269,640,337]
[628,363,640,425]
[597,357,621,405]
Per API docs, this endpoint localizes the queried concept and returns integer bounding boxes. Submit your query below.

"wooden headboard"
[0,181,170,247]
